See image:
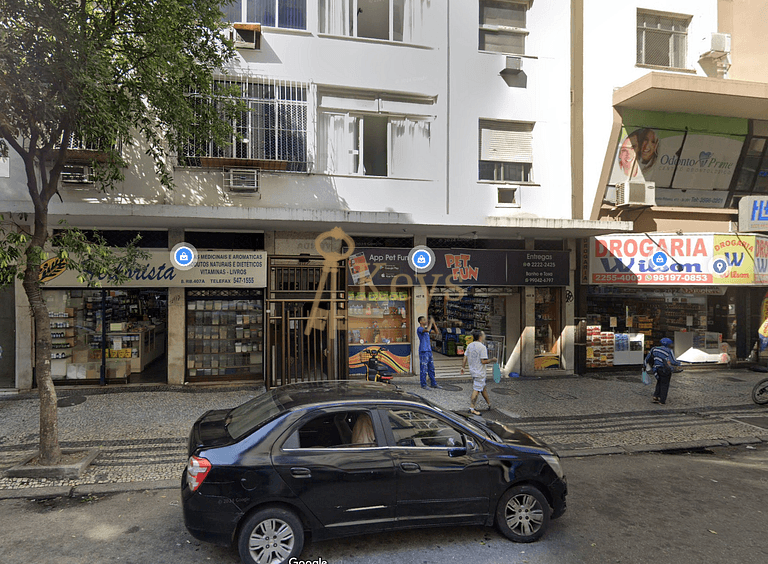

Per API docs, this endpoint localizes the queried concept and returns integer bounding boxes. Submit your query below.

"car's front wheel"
[496,485,551,542]
[237,507,304,564]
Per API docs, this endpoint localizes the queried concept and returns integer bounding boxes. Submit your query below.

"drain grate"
[57,395,86,408]
[439,384,463,392]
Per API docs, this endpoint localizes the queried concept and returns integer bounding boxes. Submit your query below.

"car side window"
[385,408,464,448]
[284,410,378,449]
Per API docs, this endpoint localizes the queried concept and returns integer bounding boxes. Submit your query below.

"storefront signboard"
[609,110,747,208]
[347,248,569,287]
[589,233,768,285]
[40,250,267,288]
[738,196,768,232]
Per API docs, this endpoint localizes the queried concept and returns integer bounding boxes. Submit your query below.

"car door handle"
[290,467,312,478]
[400,462,420,472]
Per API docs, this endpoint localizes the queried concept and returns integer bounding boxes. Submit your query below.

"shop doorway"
[0,286,15,388]
[266,256,347,388]
[428,289,519,377]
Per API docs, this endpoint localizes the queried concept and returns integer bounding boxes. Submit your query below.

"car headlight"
[542,454,564,479]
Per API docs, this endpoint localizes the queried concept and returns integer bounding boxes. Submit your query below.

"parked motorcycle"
[363,346,394,384]
[752,377,768,405]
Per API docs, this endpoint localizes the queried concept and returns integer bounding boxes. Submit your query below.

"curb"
[559,437,759,458]
[0,479,178,501]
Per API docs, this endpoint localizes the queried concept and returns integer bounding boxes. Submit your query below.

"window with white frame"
[479,0,529,55]
[478,120,533,183]
[183,78,309,172]
[319,113,431,177]
[319,0,425,43]
[317,91,433,178]
[636,10,690,69]
[223,0,306,30]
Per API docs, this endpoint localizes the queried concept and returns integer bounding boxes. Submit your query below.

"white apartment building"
[0,0,628,391]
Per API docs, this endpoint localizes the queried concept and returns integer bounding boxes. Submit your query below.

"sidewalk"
[1,367,767,498]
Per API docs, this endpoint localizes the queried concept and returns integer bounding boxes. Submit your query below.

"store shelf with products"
[348,289,410,345]
[185,291,264,382]
[348,288,411,375]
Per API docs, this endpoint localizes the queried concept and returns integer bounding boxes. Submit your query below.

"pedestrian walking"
[461,330,496,415]
[644,337,681,405]
[417,315,442,389]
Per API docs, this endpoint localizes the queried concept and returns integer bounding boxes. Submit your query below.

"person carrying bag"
[644,337,681,405]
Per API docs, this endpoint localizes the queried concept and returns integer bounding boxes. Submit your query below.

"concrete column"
[522,239,536,376]
[562,238,576,373]
[166,229,185,385]
[15,279,33,390]
[411,235,427,374]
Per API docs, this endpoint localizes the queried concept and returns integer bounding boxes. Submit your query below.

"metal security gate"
[266,256,348,388]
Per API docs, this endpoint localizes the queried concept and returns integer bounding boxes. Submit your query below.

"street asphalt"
[1,365,767,499]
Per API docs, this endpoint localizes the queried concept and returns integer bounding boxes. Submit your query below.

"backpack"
[646,347,672,378]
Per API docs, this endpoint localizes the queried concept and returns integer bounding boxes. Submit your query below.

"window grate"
[637,11,689,69]
[183,76,309,172]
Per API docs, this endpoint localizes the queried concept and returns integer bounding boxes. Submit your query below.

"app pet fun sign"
[589,234,765,286]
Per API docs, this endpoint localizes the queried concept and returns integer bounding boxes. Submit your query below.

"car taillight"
[186,456,212,492]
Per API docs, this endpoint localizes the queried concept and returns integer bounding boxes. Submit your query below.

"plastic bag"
[492,363,502,383]
[641,369,651,385]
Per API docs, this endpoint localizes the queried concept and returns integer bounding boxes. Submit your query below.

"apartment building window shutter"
[479,122,533,163]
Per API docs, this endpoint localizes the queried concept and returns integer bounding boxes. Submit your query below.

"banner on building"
[609,110,747,207]
[41,250,267,288]
[589,233,768,286]
[348,248,570,287]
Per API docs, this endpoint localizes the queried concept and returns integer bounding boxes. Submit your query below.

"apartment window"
[636,10,690,69]
[319,0,425,43]
[733,136,768,194]
[223,0,306,30]
[319,113,430,177]
[478,120,533,183]
[184,78,308,172]
[479,0,528,55]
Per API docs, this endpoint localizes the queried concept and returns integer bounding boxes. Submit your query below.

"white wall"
[1,0,577,229]
[448,0,573,222]
[581,0,719,219]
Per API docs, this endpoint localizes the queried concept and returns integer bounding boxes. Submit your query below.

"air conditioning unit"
[224,168,260,196]
[503,56,523,74]
[228,23,261,50]
[616,181,655,207]
[710,32,731,53]
[61,165,92,184]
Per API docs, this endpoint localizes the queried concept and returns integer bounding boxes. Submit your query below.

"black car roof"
[271,381,428,411]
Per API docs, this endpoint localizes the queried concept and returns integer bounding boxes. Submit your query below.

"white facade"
[581,0,720,219]
[1,1,635,389]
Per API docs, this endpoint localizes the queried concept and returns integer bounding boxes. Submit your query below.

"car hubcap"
[505,493,544,537]
[248,518,294,564]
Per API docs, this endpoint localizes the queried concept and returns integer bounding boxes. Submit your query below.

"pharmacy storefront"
[586,233,768,367]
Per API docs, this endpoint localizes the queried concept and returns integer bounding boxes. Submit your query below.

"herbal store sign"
[40,250,267,288]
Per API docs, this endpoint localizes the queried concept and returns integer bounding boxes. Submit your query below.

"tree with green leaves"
[0,0,239,465]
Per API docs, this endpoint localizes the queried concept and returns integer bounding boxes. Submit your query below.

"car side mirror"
[448,446,467,457]
[465,437,477,451]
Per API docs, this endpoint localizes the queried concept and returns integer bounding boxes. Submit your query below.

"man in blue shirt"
[417,316,441,389]
[644,337,681,405]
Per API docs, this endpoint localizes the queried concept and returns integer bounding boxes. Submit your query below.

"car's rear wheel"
[237,507,304,564]
[496,485,550,543]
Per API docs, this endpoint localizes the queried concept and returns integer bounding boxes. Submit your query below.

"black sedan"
[182,381,567,564]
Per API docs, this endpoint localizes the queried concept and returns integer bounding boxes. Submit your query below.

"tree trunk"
[22,219,61,466]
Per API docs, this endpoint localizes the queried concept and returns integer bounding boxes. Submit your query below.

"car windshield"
[225,390,286,439]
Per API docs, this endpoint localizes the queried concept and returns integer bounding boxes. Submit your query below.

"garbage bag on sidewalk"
[641,369,651,385]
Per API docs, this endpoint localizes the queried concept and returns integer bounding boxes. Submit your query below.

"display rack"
[185,291,264,382]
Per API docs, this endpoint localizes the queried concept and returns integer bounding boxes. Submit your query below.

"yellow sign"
[712,235,755,284]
